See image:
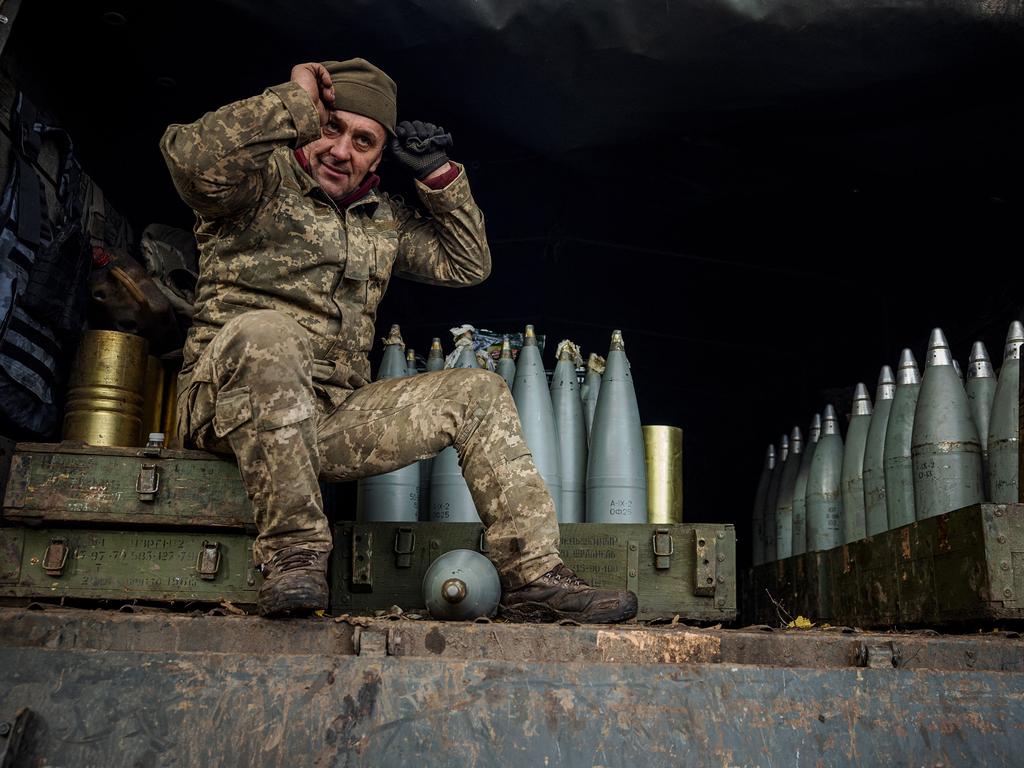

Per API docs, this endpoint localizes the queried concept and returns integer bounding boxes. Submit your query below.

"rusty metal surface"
[2,608,1023,672]
[2,644,1023,766]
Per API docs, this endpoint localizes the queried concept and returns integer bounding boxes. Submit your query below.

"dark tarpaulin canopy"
[6,0,1023,551]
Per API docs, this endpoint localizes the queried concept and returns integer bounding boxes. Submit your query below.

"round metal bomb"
[423,549,501,621]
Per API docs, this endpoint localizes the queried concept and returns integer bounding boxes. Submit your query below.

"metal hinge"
[136,463,160,501]
[858,641,900,669]
[652,528,674,570]
[627,540,640,595]
[693,529,717,597]
[196,541,221,580]
[0,708,31,768]
[354,627,393,657]
[42,538,69,577]
[393,527,415,569]
[351,529,373,591]
[478,530,489,554]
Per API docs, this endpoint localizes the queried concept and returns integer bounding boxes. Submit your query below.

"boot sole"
[499,598,637,625]
[258,584,328,618]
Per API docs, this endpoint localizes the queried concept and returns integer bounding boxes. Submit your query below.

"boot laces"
[548,564,585,587]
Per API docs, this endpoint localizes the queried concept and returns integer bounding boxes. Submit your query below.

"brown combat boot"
[500,563,638,624]
[257,546,329,618]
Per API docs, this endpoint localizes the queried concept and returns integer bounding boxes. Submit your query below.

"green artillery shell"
[752,444,775,566]
[427,337,446,372]
[430,339,482,523]
[863,366,896,536]
[841,383,872,543]
[583,353,603,442]
[586,331,648,523]
[512,325,563,520]
[418,338,447,520]
[912,328,984,519]
[792,413,821,556]
[550,346,587,523]
[422,549,501,620]
[763,434,789,562]
[775,427,803,561]
[883,349,921,528]
[988,321,1023,503]
[406,348,418,378]
[357,326,420,522]
[807,404,844,552]
[497,336,517,390]
[967,341,997,499]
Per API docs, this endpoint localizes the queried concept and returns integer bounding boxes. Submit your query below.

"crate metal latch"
[652,529,674,570]
[350,529,373,591]
[693,529,717,597]
[394,527,416,569]
[196,541,221,580]
[42,539,69,577]
[136,463,160,502]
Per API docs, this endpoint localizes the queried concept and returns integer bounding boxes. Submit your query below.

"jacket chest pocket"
[343,228,396,310]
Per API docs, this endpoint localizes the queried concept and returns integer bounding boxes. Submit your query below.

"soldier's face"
[305,110,386,200]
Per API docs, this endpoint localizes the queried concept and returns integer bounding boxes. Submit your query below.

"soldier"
[161,59,637,623]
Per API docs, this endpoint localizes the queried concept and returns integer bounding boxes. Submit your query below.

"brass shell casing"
[643,425,683,523]
[63,330,148,447]
[161,363,182,449]
[139,356,165,444]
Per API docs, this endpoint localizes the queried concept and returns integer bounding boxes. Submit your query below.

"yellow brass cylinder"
[643,425,683,523]
[139,355,165,444]
[63,330,148,447]
[161,361,182,448]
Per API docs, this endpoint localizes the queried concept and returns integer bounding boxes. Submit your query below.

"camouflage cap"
[321,58,397,136]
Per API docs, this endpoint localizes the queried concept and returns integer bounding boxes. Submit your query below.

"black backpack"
[0,91,90,438]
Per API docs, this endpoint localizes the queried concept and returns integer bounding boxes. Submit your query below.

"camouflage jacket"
[160,81,490,405]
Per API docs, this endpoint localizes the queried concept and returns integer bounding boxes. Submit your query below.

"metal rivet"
[718,575,725,583]
[995,510,1003,518]
[717,532,725,539]
[717,599,726,607]
[998,536,1007,544]
[629,544,637,551]
[628,570,637,577]
[0,722,10,736]
[717,553,726,562]
[1002,562,1011,571]
[1004,589,1013,597]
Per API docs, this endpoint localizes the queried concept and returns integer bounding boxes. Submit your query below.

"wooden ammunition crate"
[745,503,1024,628]
[831,503,1024,627]
[331,521,737,621]
[0,441,261,605]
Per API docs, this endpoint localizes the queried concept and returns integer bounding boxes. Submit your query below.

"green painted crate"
[0,441,261,606]
[2,442,252,529]
[331,521,737,622]
[829,503,1024,627]
[0,526,261,604]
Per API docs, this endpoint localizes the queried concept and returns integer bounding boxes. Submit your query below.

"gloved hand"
[389,120,453,180]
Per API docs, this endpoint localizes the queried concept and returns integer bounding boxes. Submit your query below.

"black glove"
[389,120,453,180]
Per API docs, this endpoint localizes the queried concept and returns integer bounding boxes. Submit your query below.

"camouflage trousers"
[178,310,561,589]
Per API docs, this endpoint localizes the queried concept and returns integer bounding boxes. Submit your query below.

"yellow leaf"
[314,610,325,617]
[787,615,814,629]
